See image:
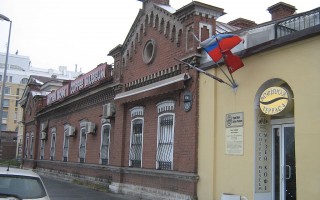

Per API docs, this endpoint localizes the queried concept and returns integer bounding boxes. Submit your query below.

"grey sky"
[0,0,318,73]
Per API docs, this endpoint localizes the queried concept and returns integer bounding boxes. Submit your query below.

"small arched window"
[20,78,28,84]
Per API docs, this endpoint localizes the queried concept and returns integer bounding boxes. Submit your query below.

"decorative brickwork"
[20,1,225,199]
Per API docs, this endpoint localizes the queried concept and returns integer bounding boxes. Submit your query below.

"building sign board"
[70,64,106,94]
[46,64,107,105]
[225,112,244,128]
[47,91,57,105]
[57,85,69,101]
[225,112,244,155]
[259,86,292,116]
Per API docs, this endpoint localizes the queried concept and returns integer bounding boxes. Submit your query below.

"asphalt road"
[41,176,140,200]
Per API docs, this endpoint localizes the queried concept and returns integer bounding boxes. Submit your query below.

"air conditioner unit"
[103,103,115,118]
[66,126,76,137]
[85,122,96,134]
[40,131,47,140]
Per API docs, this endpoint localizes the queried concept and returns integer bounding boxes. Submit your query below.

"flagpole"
[214,37,237,87]
[216,63,234,87]
[174,58,234,88]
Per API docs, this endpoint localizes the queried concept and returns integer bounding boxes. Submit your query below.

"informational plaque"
[225,112,244,128]
[225,127,243,155]
[225,112,244,155]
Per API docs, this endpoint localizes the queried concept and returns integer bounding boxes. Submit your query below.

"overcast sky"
[0,0,319,73]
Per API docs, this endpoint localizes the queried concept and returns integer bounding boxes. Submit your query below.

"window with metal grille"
[100,124,111,165]
[50,131,56,161]
[40,140,45,160]
[63,129,69,162]
[79,128,86,163]
[25,135,29,158]
[29,135,34,159]
[156,114,174,170]
[129,119,143,168]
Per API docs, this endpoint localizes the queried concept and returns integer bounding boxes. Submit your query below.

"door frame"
[271,119,295,200]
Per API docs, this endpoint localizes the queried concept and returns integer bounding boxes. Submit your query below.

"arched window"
[156,100,175,170]
[50,127,56,161]
[129,106,144,168]
[20,78,28,84]
[100,122,111,165]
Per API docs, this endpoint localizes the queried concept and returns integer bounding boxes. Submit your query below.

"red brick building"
[20,1,237,199]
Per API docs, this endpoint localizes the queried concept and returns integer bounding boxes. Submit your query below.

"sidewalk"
[41,175,143,200]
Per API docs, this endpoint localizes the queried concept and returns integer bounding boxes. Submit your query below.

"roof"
[155,3,176,14]
[28,75,56,85]
[216,21,241,34]
[31,91,51,97]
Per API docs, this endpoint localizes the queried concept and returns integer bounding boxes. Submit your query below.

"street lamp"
[0,14,12,137]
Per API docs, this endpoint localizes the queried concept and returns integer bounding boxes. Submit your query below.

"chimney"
[267,2,296,21]
[228,18,257,29]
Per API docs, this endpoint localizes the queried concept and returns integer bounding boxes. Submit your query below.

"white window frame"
[50,128,56,161]
[4,87,10,95]
[79,127,87,163]
[25,133,29,158]
[40,139,45,160]
[21,78,28,84]
[156,100,175,170]
[30,133,34,159]
[39,123,47,160]
[129,118,144,168]
[62,128,69,162]
[100,123,111,165]
[3,99,9,107]
[2,111,8,119]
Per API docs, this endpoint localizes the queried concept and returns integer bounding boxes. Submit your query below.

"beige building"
[197,3,319,200]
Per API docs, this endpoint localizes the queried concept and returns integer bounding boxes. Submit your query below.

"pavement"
[41,175,142,200]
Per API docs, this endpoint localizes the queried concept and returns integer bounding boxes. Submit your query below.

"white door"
[272,124,296,200]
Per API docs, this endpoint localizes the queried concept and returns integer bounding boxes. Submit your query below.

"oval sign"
[259,86,292,116]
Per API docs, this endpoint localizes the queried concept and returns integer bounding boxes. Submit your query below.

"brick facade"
[20,1,225,199]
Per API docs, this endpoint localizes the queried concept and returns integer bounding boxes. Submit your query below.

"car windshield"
[0,175,47,199]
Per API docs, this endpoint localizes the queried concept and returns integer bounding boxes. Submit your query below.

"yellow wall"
[198,35,320,200]
[4,82,25,131]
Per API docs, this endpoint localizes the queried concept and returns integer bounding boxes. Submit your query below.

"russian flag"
[201,34,243,62]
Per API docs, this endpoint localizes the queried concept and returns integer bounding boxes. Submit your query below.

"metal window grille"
[25,137,29,158]
[40,140,45,160]
[29,136,34,159]
[129,119,143,168]
[50,134,56,161]
[79,128,86,163]
[100,124,110,165]
[156,115,174,170]
[63,131,69,162]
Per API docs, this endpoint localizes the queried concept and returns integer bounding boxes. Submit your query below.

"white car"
[0,166,50,200]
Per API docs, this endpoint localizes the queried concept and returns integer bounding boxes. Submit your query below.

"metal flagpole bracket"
[175,58,234,88]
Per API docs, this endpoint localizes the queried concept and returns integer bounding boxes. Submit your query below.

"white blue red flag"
[201,34,244,74]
